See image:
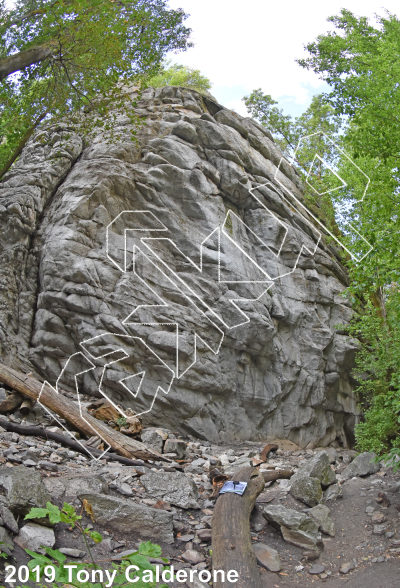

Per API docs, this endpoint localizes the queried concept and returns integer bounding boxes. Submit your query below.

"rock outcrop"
[0,86,360,447]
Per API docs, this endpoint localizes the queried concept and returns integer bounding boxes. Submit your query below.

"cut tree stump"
[0,362,166,462]
[20,397,34,415]
[212,466,265,588]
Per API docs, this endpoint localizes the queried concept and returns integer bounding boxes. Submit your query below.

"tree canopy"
[298,9,400,162]
[244,9,400,467]
[0,0,192,177]
[298,10,400,466]
[146,61,212,93]
[243,90,343,232]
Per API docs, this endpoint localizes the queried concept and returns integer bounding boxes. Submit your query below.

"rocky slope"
[0,409,399,587]
[0,86,359,447]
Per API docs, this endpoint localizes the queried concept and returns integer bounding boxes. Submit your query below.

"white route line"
[275,131,372,262]
[41,131,373,460]
[38,352,112,461]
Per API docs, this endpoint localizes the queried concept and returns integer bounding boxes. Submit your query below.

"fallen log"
[212,466,265,588]
[262,468,294,483]
[0,418,168,469]
[260,443,279,462]
[0,362,166,462]
[0,390,23,413]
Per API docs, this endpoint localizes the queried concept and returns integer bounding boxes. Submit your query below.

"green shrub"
[355,394,400,454]
[146,62,212,94]
[18,501,170,587]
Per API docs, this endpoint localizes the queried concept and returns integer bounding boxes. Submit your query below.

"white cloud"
[167,0,399,115]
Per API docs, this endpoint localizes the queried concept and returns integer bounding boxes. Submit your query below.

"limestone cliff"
[0,86,360,447]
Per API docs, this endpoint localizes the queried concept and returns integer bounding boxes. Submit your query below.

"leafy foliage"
[297,10,400,465]
[26,500,103,545]
[23,501,170,587]
[297,9,400,163]
[0,0,192,176]
[244,10,400,464]
[243,90,343,232]
[146,61,212,93]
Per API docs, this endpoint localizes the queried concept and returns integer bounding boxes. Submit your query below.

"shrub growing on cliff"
[146,62,212,93]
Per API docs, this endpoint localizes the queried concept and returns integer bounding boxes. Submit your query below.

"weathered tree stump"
[212,466,265,588]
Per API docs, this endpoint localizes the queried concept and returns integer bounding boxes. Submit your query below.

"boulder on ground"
[341,452,380,480]
[0,465,51,516]
[15,523,55,554]
[0,526,14,556]
[323,484,343,502]
[181,549,205,564]
[43,474,108,499]
[263,505,322,550]
[300,452,337,487]
[78,493,174,544]
[339,561,356,574]
[253,542,281,572]
[307,504,335,537]
[163,439,187,459]
[290,476,322,507]
[289,452,336,506]
[140,471,200,509]
[0,505,19,534]
[140,429,166,453]
[223,456,252,476]
[321,448,338,464]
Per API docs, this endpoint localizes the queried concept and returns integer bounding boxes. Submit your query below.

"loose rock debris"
[0,385,398,586]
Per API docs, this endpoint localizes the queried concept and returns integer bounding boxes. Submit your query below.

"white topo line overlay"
[40,131,373,460]
[275,131,372,262]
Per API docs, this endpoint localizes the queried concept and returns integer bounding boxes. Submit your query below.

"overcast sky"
[167,0,399,118]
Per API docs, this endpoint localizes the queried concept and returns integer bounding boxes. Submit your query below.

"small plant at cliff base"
[23,501,170,587]
[115,415,128,429]
[0,0,193,178]
[0,541,10,559]
[146,61,212,94]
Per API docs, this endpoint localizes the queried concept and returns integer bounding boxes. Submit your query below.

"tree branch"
[0,42,56,81]
[1,7,47,28]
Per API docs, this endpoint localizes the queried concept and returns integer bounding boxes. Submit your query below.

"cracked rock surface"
[0,86,360,447]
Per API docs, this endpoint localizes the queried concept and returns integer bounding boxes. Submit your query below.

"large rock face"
[0,86,360,447]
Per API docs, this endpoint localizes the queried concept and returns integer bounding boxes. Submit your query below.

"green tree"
[146,61,212,93]
[297,9,400,465]
[243,89,343,231]
[0,0,192,177]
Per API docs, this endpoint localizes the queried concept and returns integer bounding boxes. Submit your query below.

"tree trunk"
[212,466,265,588]
[0,362,166,462]
[0,43,53,81]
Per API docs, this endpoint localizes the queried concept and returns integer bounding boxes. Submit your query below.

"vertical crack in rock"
[0,87,361,447]
[0,124,84,371]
